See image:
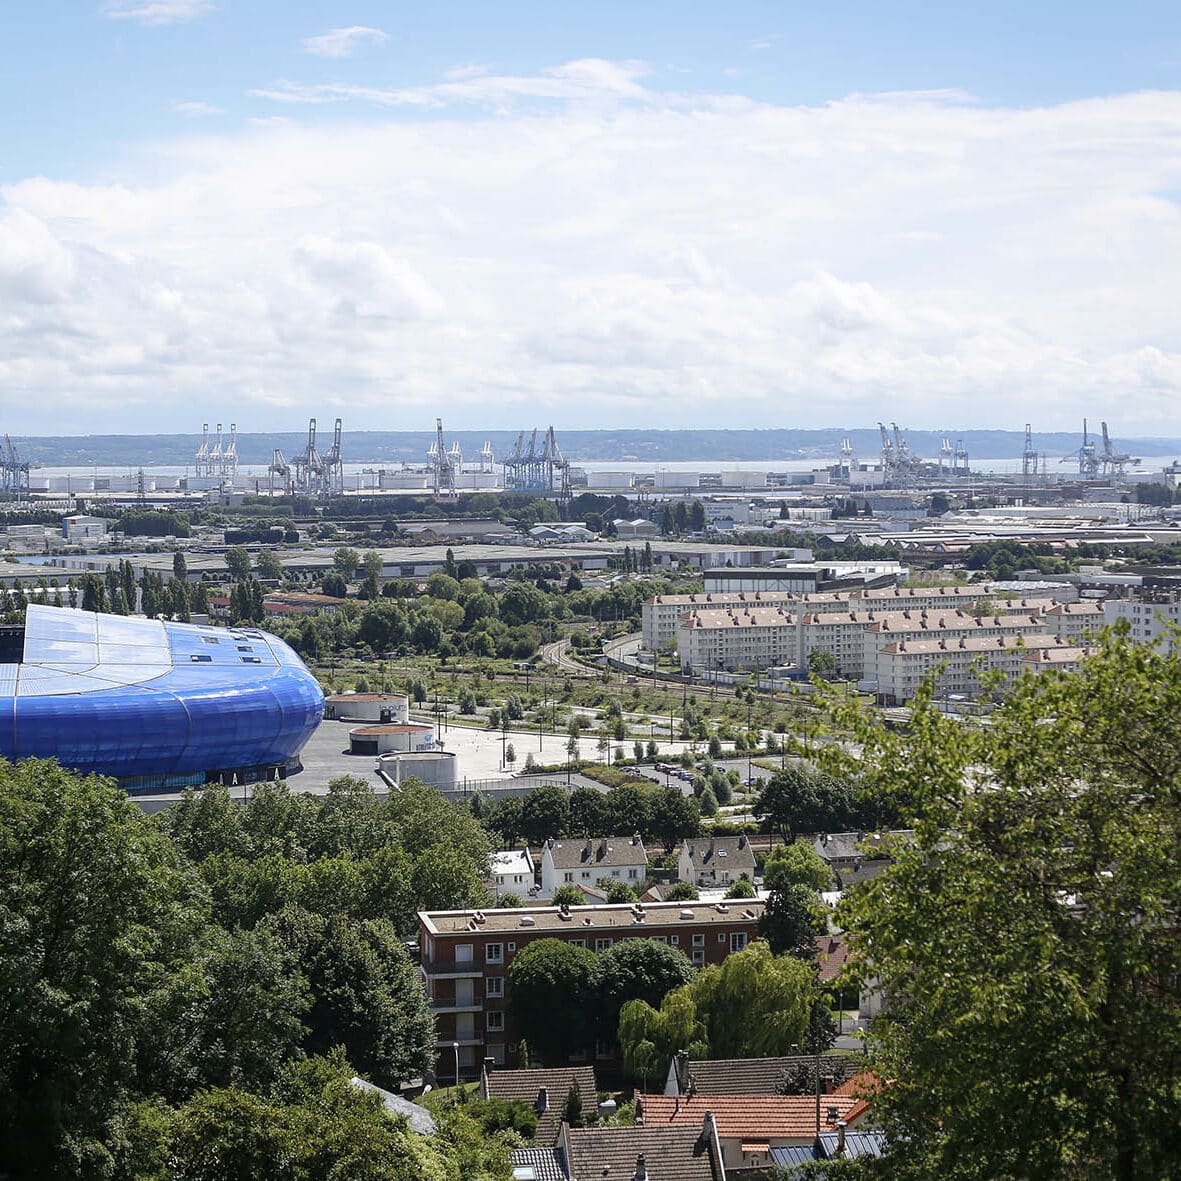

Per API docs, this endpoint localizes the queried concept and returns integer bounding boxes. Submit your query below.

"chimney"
[827,1105,840,1124]
[703,1110,718,1141]
[836,1119,848,1155]
[536,1087,549,1114]
[483,1056,495,1076]
[633,1153,648,1181]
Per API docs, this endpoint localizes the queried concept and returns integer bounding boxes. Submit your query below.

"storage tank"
[348,722,434,755]
[323,692,409,723]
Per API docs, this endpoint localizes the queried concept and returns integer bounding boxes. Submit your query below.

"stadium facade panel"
[0,605,324,784]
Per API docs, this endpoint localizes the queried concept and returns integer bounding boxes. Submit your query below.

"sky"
[2,1,1181,437]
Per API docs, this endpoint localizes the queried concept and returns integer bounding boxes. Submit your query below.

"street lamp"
[450,1040,460,1094]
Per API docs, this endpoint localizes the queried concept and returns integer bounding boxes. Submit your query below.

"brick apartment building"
[418,899,765,1078]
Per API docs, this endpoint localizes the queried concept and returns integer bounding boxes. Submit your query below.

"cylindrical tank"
[323,692,410,724]
[348,722,434,756]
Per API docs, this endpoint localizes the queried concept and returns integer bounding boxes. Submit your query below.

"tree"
[596,939,695,1043]
[520,785,570,845]
[173,550,188,580]
[333,547,362,579]
[664,881,699,902]
[755,764,854,842]
[568,786,609,836]
[224,545,252,580]
[618,942,817,1078]
[724,877,756,899]
[807,647,839,678]
[255,550,284,581]
[649,786,700,852]
[507,939,599,1062]
[551,884,585,909]
[321,571,349,598]
[0,761,208,1175]
[811,632,1181,1179]
[265,907,436,1088]
[763,842,832,892]
[759,881,825,957]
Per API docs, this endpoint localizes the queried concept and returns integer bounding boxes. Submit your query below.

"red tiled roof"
[638,1093,861,1139]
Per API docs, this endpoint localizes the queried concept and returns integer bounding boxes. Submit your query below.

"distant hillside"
[10,428,1180,468]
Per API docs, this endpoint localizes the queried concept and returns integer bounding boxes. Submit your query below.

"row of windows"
[561,868,640,882]
[449,930,751,968]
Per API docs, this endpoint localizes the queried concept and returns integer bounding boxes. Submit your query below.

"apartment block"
[675,607,797,674]
[418,899,764,1077]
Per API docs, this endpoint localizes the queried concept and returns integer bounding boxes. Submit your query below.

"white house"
[539,835,648,899]
[489,848,536,899]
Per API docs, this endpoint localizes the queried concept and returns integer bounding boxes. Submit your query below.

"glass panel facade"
[0,606,325,781]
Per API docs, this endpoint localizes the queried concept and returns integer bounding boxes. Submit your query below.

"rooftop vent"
[679,909,695,920]
[519,915,536,927]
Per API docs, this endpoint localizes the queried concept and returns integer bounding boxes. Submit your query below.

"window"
[718,933,726,943]
[240,656,262,664]
[564,872,573,883]
[581,871,591,880]
[486,943,503,964]
[487,1012,505,1032]
[507,943,516,954]
[201,636,220,645]
[487,977,504,997]
[570,938,587,948]
[692,934,705,947]
[595,938,613,952]
[731,932,748,953]
[455,944,474,964]
[628,868,638,879]
[692,950,705,966]
[670,935,679,946]
[189,654,212,663]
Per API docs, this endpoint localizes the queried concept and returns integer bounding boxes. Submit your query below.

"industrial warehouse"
[0,605,324,788]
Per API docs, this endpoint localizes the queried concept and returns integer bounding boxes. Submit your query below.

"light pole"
[450,1040,460,1095]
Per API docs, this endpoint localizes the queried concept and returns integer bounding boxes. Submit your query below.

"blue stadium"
[0,605,324,788]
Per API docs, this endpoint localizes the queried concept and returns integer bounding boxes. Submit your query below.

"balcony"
[421,959,484,979]
[430,1000,484,1014]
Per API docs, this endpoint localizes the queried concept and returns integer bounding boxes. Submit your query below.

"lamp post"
[450,1040,460,1095]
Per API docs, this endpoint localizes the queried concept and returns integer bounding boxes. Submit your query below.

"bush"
[664,881,699,902]
[725,878,756,899]
[465,1098,539,1139]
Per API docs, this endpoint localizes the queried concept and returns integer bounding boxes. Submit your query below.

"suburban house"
[636,1092,870,1175]
[512,1116,728,1181]
[678,835,757,888]
[539,835,648,900]
[480,1061,598,1145]
[489,848,536,899]
[418,899,764,1077]
[811,830,914,886]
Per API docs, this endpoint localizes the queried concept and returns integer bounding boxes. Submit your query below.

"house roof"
[492,849,534,877]
[681,835,757,871]
[420,899,764,937]
[564,1123,721,1181]
[544,835,648,870]
[815,934,852,984]
[483,1066,598,1145]
[669,1055,858,1097]
[813,831,912,863]
[348,1078,437,1135]
[638,1093,861,1140]
[510,1146,568,1181]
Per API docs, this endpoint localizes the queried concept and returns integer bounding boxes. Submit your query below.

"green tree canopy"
[820,628,1181,1180]
[507,939,599,1063]
[596,939,695,1044]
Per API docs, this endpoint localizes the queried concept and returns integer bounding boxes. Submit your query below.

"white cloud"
[302,25,390,59]
[171,100,224,117]
[250,58,651,109]
[101,0,213,27]
[4,66,1181,433]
